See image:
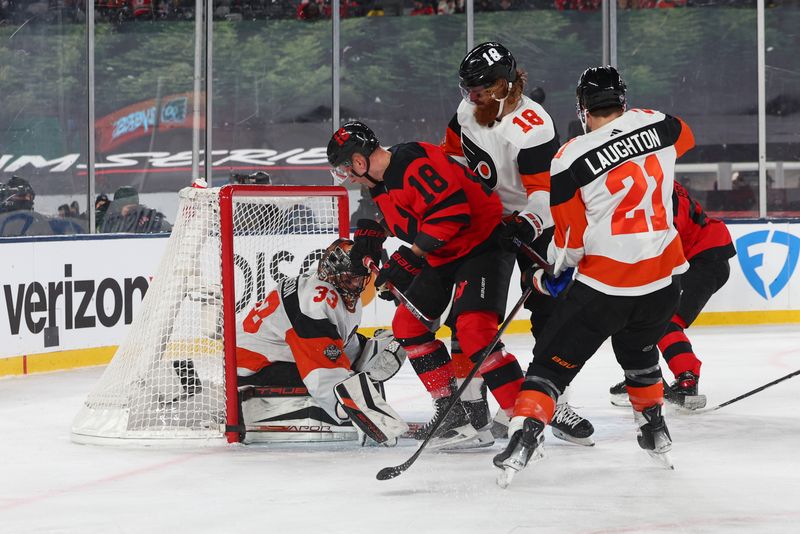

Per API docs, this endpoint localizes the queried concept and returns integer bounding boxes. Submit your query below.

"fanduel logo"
[736,229,800,300]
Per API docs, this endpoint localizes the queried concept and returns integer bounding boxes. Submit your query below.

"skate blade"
[551,427,595,447]
[646,450,675,470]
[439,429,495,451]
[610,394,631,408]
[427,424,479,451]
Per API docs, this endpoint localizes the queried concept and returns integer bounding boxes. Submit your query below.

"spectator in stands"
[475,0,495,11]
[101,185,172,234]
[297,0,324,20]
[0,176,86,236]
[410,0,434,14]
[94,194,111,232]
[366,3,385,15]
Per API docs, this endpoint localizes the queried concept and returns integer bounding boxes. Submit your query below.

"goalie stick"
[376,286,534,481]
[689,369,800,413]
[365,258,440,332]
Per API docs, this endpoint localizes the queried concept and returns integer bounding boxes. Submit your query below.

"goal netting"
[71,184,349,445]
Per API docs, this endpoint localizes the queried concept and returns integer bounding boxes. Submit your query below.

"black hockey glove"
[350,219,387,274]
[374,246,426,301]
[522,266,574,297]
[500,211,545,252]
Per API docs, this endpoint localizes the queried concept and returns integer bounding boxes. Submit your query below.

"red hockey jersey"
[371,142,503,267]
[673,181,736,261]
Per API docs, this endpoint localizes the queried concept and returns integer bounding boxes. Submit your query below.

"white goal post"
[71,184,349,445]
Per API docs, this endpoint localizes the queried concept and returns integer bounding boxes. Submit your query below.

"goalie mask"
[576,66,627,132]
[318,238,369,312]
[326,121,380,185]
[458,42,517,102]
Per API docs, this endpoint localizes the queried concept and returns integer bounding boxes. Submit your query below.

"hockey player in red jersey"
[494,66,692,486]
[442,41,594,446]
[609,180,736,409]
[327,120,526,449]
[236,238,408,445]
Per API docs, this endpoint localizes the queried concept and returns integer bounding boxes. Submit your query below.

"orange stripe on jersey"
[580,234,686,288]
[674,117,695,158]
[513,390,556,424]
[554,137,578,160]
[286,328,352,380]
[236,347,271,374]
[627,382,664,412]
[442,127,464,158]
[551,193,588,249]
[521,171,550,196]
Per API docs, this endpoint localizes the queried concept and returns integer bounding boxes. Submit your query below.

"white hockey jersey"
[548,108,692,296]
[236,271,362,421]
[442,94,561,226]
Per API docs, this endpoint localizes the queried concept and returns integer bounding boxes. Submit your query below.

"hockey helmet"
[2,176,35,211]
[576,66,627,114]
[318,238,369,311]
[327,121,380,183]
[458,42,517,97]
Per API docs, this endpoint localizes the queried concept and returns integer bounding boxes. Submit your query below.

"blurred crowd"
[0,176,171,237]
[0,0,751,25]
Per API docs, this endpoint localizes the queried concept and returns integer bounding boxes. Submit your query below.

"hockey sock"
[658,315,702,378]
[627,382,664,412]
[512,389,556,425]
[405,340,456,399]
[456,310,523,414]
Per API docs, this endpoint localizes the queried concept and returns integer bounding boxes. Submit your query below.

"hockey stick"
[509,225,571,276]
[365,258,440,332]
[376,286,534,481]
[692,369,800,413]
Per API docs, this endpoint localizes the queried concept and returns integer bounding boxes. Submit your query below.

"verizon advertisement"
[1,224,798,364]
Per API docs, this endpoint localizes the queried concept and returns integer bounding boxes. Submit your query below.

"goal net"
[71,184,349,445]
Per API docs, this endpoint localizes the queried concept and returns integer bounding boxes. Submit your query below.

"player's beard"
[473,99,501,127]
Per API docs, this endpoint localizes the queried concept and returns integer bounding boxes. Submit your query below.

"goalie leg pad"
[335,372,409,444]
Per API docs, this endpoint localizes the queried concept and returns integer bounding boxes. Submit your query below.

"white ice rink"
[2,325,799,534]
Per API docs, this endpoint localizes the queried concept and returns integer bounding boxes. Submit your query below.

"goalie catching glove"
[523,267,575,297]
[352,329,407,382]
[335,372,409,446]
[500,210,545,252]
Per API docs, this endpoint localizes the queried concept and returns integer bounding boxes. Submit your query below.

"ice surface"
[1,325,799,534]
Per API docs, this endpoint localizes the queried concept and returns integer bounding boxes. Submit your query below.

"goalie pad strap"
[334,373,408,444]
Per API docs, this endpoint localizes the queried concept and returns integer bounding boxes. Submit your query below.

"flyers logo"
[737,229,800,300]
[334,128,350,146]
[461,134,498,190]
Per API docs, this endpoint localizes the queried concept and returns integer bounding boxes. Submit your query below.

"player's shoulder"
[384,142,428,189]
[499,96,557,149]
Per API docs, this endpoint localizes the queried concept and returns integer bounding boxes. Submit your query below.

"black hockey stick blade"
[511,236,554,275]
[365,258,440,332]
[690,369,800,413]
[375,287,534,481]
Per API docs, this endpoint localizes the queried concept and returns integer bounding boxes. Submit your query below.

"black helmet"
[576,66,627,113]
[317,238,369,312]
[458,42,517,90]
[2,176,35,211]
[327,121,380,168]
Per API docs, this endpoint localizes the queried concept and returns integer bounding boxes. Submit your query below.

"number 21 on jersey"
[606,153,668,235]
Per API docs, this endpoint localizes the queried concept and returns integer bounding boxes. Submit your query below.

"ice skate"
[664,371,707,410]
[439,396,495,450]
[493,417,545,488]
[550,403,595,446]
[414,396,478,450]
[634,404,674,470]
[609,379,630,407]
[490,407,510,439]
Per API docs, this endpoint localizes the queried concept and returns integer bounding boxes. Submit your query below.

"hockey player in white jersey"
[236,238,408,445]
[442,42,594,447]
[494,66,691,487]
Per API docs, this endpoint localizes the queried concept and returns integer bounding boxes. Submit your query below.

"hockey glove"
[374,246,426,301]
[350,219,387,274]
[523,267,574,297]
[500,211,545,252]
